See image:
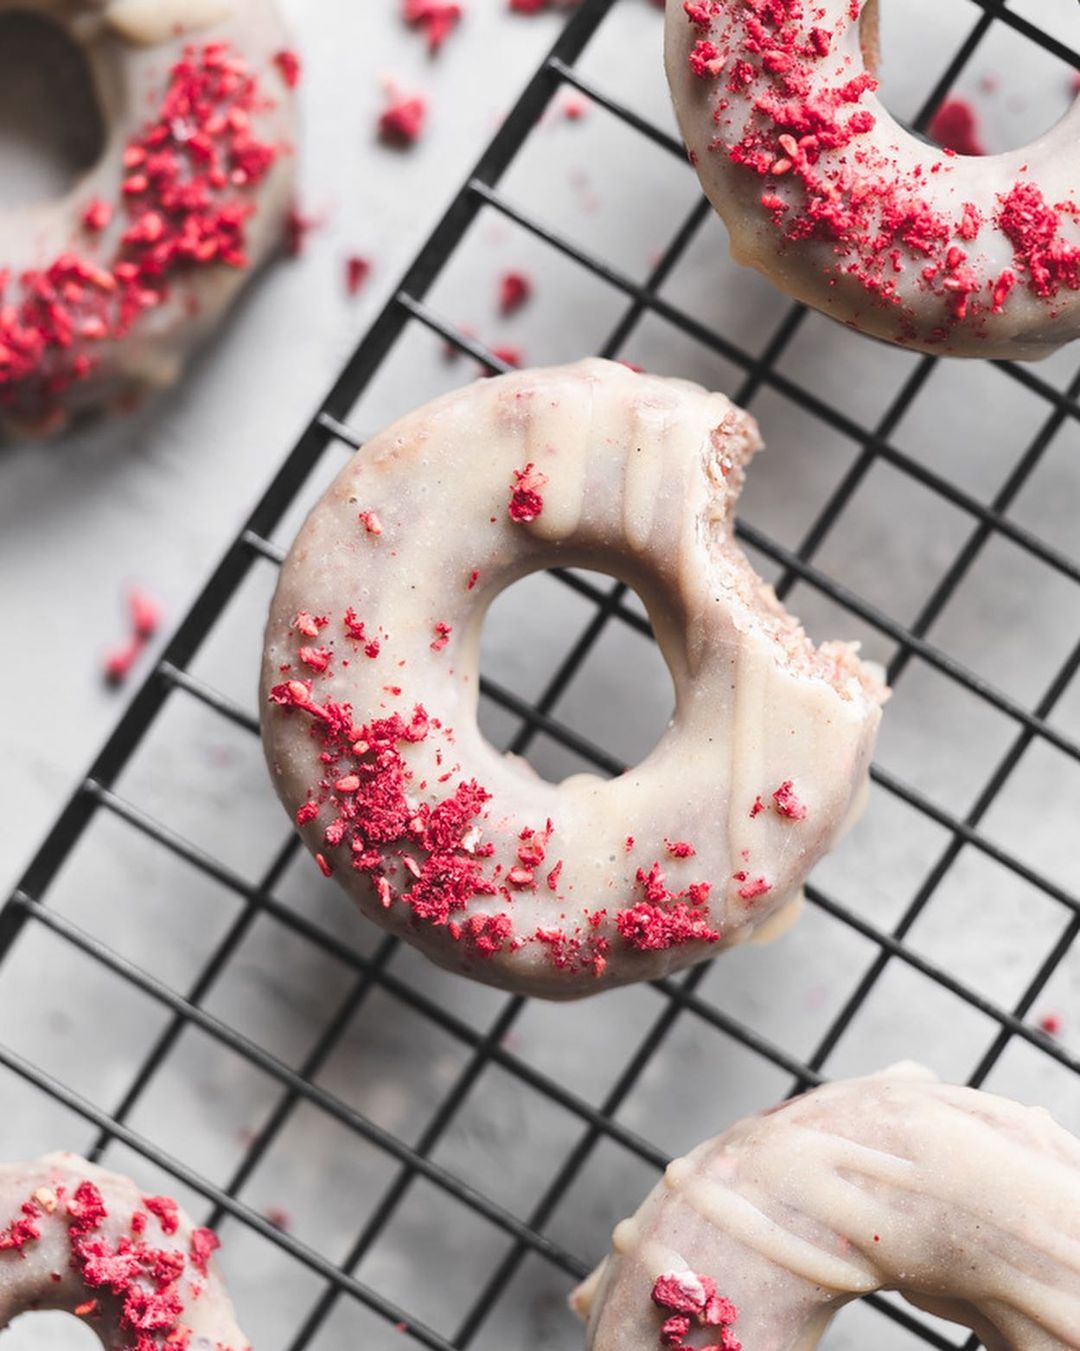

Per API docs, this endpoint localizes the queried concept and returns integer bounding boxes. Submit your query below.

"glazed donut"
[260,358,887,1000]
[665,0,1080,360]
[0,0,296,438]
[575,1064,1080,1350]
[0,1152,245,1350]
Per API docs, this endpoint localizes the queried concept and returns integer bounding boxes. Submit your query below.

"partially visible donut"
[260,358,887,1000]
[0,1152,245,1351]
[0,0,296,439]
[665,0,1080,360]
[575,1064,1080,1350]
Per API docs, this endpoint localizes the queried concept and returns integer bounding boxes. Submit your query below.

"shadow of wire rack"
[2,0,1080,1348]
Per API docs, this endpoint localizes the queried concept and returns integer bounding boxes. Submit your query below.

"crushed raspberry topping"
[508,462,548,522]
[652,1271,741,1351]
[772,779,808,821]
[733,872,771,902]
[403,0,464,54]
[431,621,453,652]
[0,42,282,424]
[616,862,719,951]
[690,0,1080,339]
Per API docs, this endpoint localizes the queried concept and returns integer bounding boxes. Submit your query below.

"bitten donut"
[575,1064,1080,1350]
[0,0,296,438]
[0,1152,245,1351]
[261,359,886,999]
[666,0,1080,360]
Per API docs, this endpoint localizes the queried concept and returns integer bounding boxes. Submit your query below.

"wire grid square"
[2,2,1080,1350]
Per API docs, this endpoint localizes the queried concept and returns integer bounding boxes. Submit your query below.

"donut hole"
[0,12,106,209]
[1,1310,103,1351]
[477,568,676,784]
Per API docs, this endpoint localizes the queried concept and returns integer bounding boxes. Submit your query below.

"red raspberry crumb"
[772,780,808,821]
[379,93,427,146]
[274,49,302,89]
[665,839,696,859]
[82,199,113,232]
[189,1227,220,1276]
[688,40,722,79]
[143,1195,180,1236]
[749,795,765,818]
[293,611,328,638]
[734,874,770,902]
[74,1301,98,1318]
[1039,1012,1063,1037]
[431,621,453,652]
[927,99,985,157]
[489,344,523,370]
[128,586,162,641]
[315,853,333,877]
[285,204,321,258]
[104,636,143,685]
[561,93,589,121]
[346,255,372,296]
[403,0,463,54]
[499,270,533,315]
[508,461,548,523]
[265,1206,292,1231]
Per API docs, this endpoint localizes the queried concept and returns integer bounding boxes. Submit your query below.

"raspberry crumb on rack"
[378,93,427,146]
[1039,1011,1063,1037]
[490,344,524,370]
[498,270,533,315]
[346,255,372,296]
[772,780,808,821]
[273,49,302,88]
[508,461,548,522]
[927,99,985,157]
[403,0,464,54]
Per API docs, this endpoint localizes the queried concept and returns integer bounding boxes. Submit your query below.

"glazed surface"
[0,0,296,438]
[261,358,885,999]
[0,1152,244,1351]
[666,0,1080,360]
[578,1065,1080,1350]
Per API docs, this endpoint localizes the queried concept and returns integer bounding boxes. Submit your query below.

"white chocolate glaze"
[260,359,886,999]
[0,1153,246,1351]
[666,0,1080,360]
[577,1065,1080,1350]
[0,0,295,440]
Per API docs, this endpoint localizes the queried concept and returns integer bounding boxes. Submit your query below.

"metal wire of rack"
[2,1,1080,1349]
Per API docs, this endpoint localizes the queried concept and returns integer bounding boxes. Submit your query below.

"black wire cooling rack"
[3,2,1080,1348]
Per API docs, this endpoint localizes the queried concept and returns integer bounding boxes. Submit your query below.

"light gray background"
[0,2,1079,1350]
